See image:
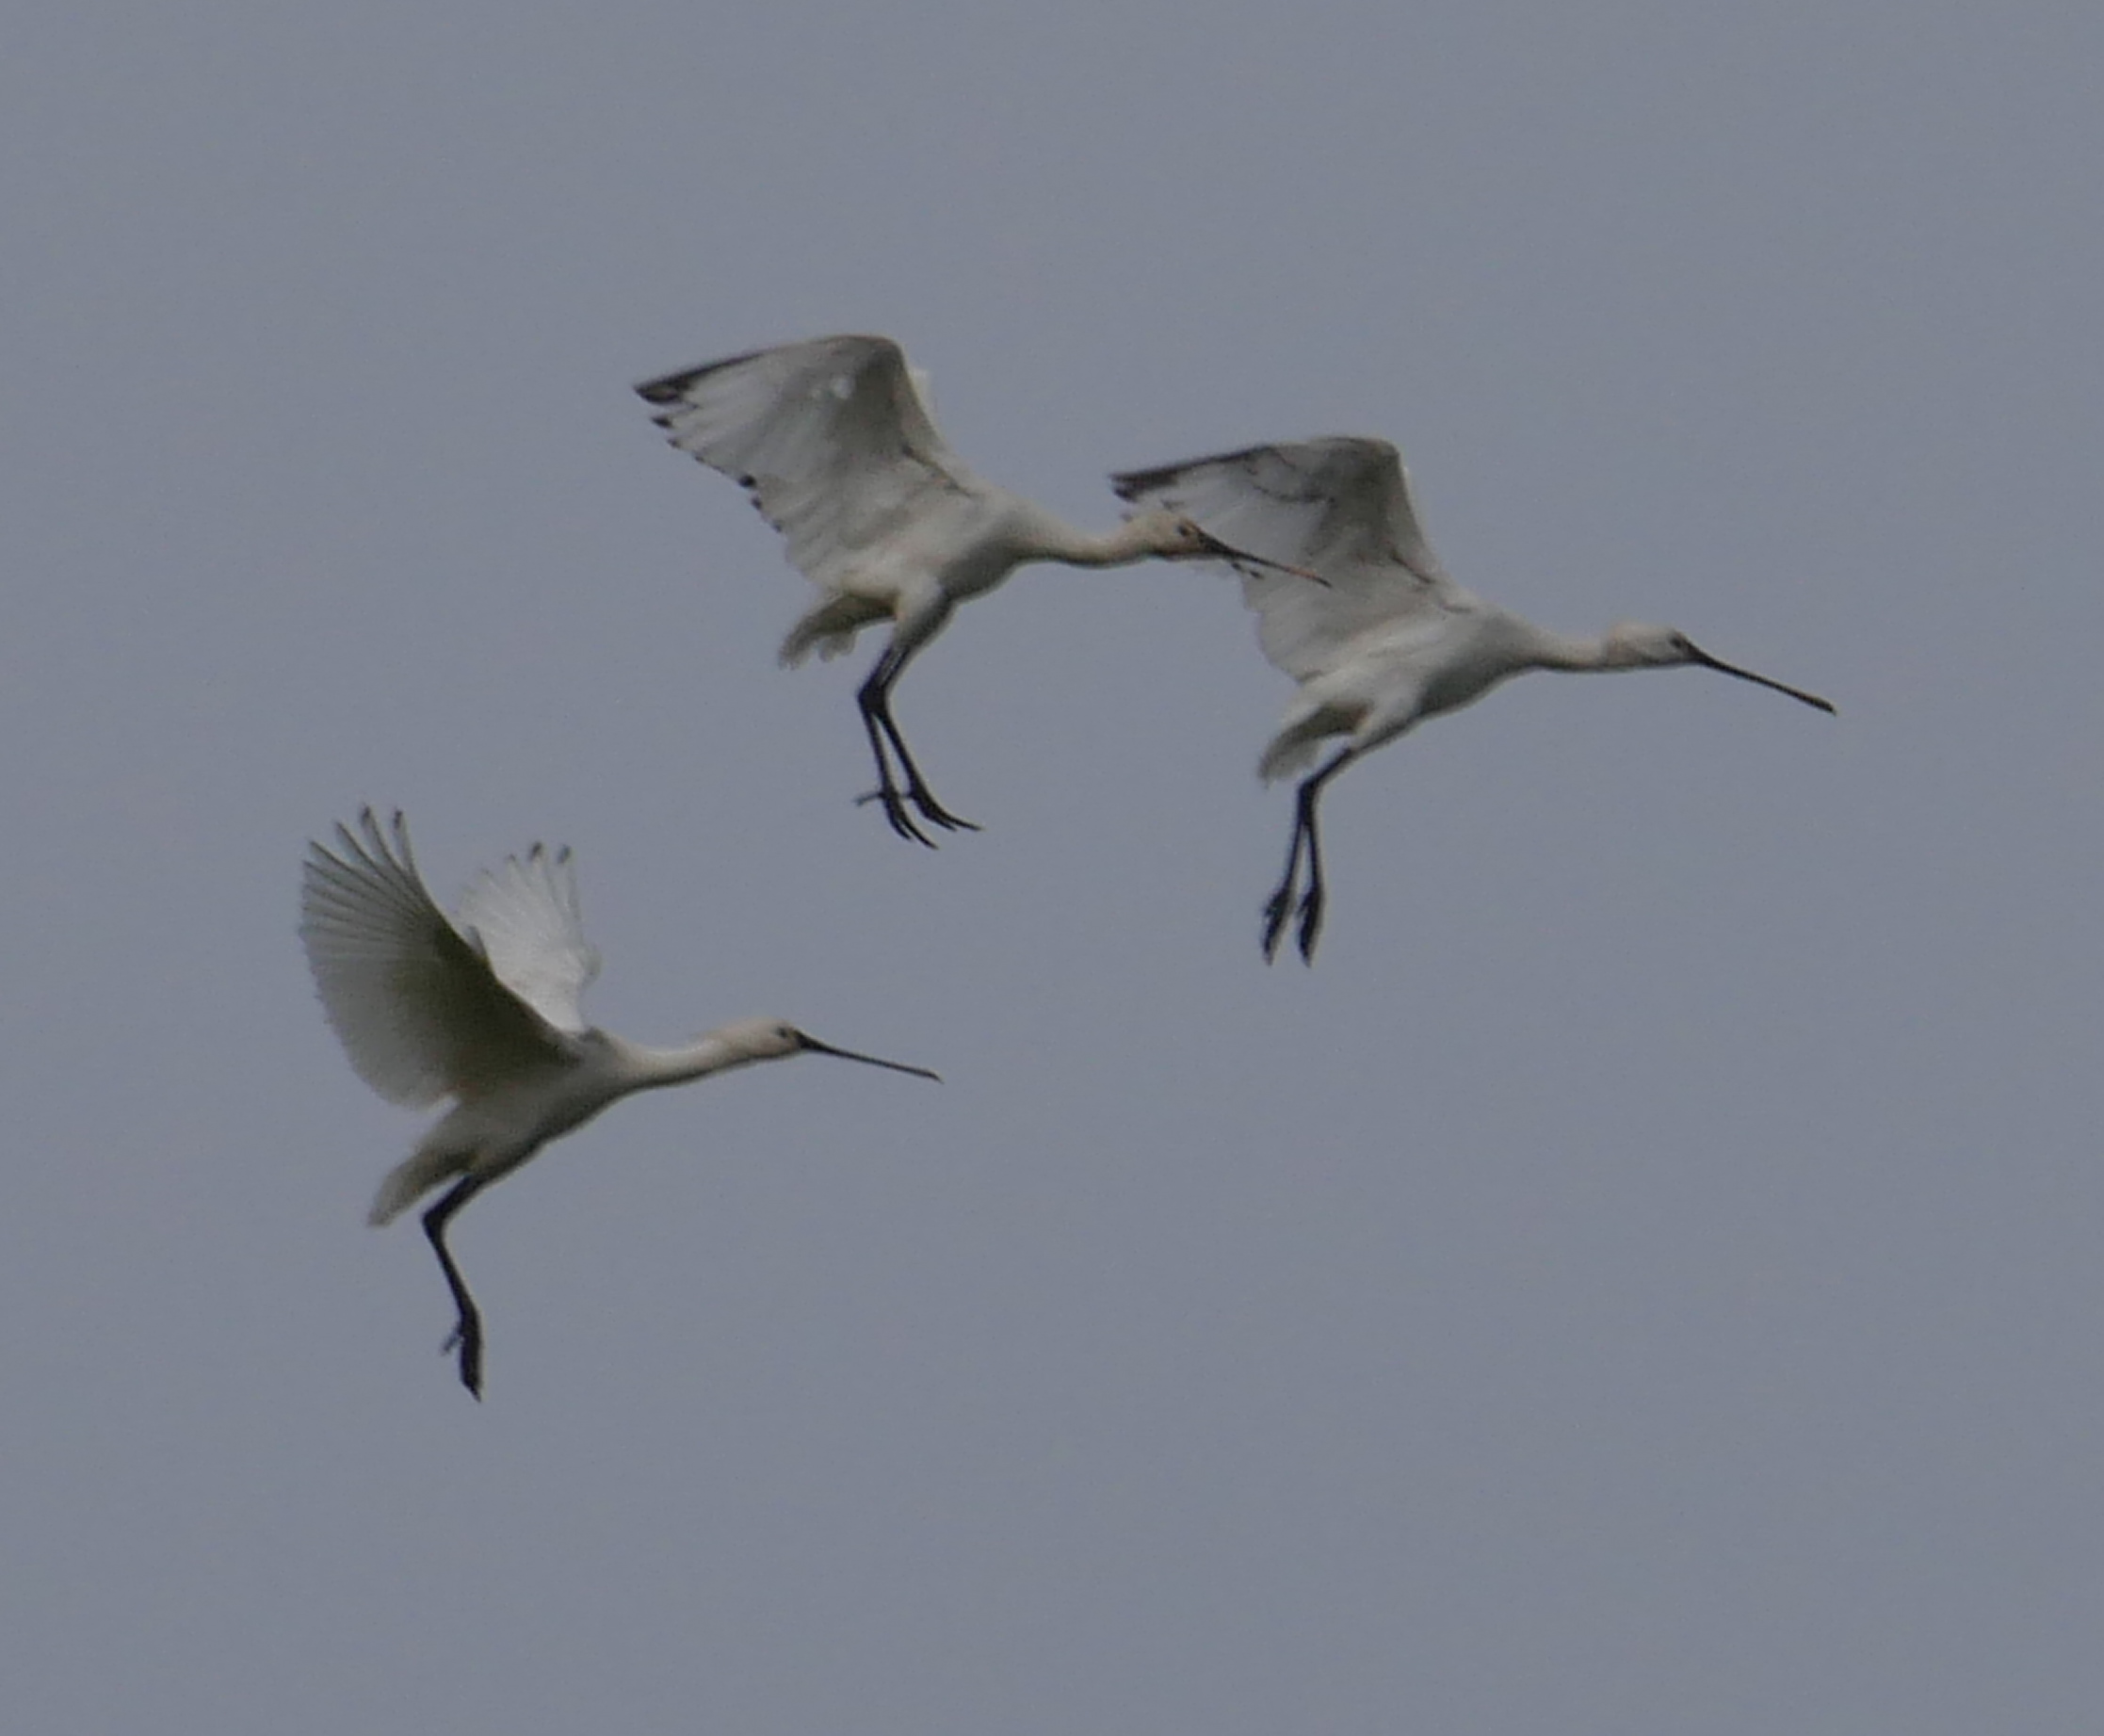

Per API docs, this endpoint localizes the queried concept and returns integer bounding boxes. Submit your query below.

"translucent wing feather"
[1112,437,1462,679]
[452,842,599,1034]
[299,810,576,1107]
[636,334,979,594]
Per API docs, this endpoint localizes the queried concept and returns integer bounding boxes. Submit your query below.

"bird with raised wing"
[299,808,938,1397]
[1113,438,1835,963]
[636,334,1314,846]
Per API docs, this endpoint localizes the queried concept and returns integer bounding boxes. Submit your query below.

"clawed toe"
[440,1320,484,1398]
[855,787,939,848]
[907,789,979,833]
[1295,888,1326,964]
[1260,886,1295,962]
[854,784,978,841]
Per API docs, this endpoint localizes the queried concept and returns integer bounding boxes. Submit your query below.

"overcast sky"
[5,3,2101,1730]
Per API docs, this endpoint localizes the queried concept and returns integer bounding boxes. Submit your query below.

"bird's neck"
[607,1032,752,1091]
[1513,622,1624,673]
[1015,503,1157,570]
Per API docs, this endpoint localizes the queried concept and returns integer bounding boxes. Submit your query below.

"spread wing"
[299,809,579,1107]
[636,334,980,593]
[452,842,599,1035]
[1112,437,1462,679]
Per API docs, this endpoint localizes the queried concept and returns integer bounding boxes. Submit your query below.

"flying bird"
[635,334,1314,846]
[299,808,938,1397]
[1113,437,1835,963]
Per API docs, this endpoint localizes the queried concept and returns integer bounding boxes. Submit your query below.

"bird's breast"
[1368,610,1530,721]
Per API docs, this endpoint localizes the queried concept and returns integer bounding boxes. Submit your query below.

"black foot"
[1261,882,1295,963]
[854,787,939,848]
[904,785,979,833]
[442,1322,484,1401]
[854,786,979,841]
[1295,885,1326,965]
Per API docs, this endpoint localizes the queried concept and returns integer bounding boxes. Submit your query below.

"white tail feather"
[1259,693,1361,783]
[1259,734,1323,782]
[779,593,888,667]
[368,1145,468,1226]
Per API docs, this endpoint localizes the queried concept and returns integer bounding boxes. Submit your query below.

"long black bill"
[1190,527,1329,585]
[1690,647,1837,714]
[798,1034,942,1080]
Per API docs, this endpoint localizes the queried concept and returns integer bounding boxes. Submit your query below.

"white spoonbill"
[635,334,1315,846]
[1112,437,1836,964]
[299,808,938,1398]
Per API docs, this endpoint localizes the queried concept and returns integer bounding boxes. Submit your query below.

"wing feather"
[1112,437,1462,679]
[636,334,979,594]
[299,810,575,1107]
[452,842,599,1034]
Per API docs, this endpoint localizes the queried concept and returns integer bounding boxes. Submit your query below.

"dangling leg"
[854,638,979,840]
[1292,749,1359,963]
[422,1176,490,1399]
[1262,748,1357,965]
[1260,794,1314,963]
[855,651,934,847]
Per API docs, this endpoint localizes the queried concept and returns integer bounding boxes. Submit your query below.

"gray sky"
[5,3,2101,1730]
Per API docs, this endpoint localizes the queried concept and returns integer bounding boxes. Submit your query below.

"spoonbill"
[635,334,1315,846]
[299,808,938,1397]
[1112,437,1836,964]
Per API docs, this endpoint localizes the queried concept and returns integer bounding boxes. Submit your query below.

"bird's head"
[1126,510,1326,582]
[713,1015,941,1080]
[1602,623,1836,713]
[1601,622,1702,668]
[708,1016,810,1063]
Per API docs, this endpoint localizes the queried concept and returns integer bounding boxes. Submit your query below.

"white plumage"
[1114,437,1835,963]
[451,841,599,1037]
[300,813,584,1111]
[300,808,938,1396]
[637,333,1315,846]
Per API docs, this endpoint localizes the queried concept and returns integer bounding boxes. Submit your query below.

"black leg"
[1262,749,1354,965]
[854,641,978,842]
[1261,799,1311,962]
[1294,750,1358,964]
[423,1176,489,1400]
[1295,779,1329,964]
[856,664,935,847]
[873,685,979,834]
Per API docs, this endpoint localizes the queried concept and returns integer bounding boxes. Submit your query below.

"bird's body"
[769,489,1167,668]
[300,809,937,1396]
[1253,595,1695,780]
[364,1025,774,1226]
[636,333,1310,845]
[1113,437,1835,963]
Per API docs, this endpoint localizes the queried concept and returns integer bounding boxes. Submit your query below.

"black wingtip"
[634,366,704,404]
[1108,465,1173,503]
